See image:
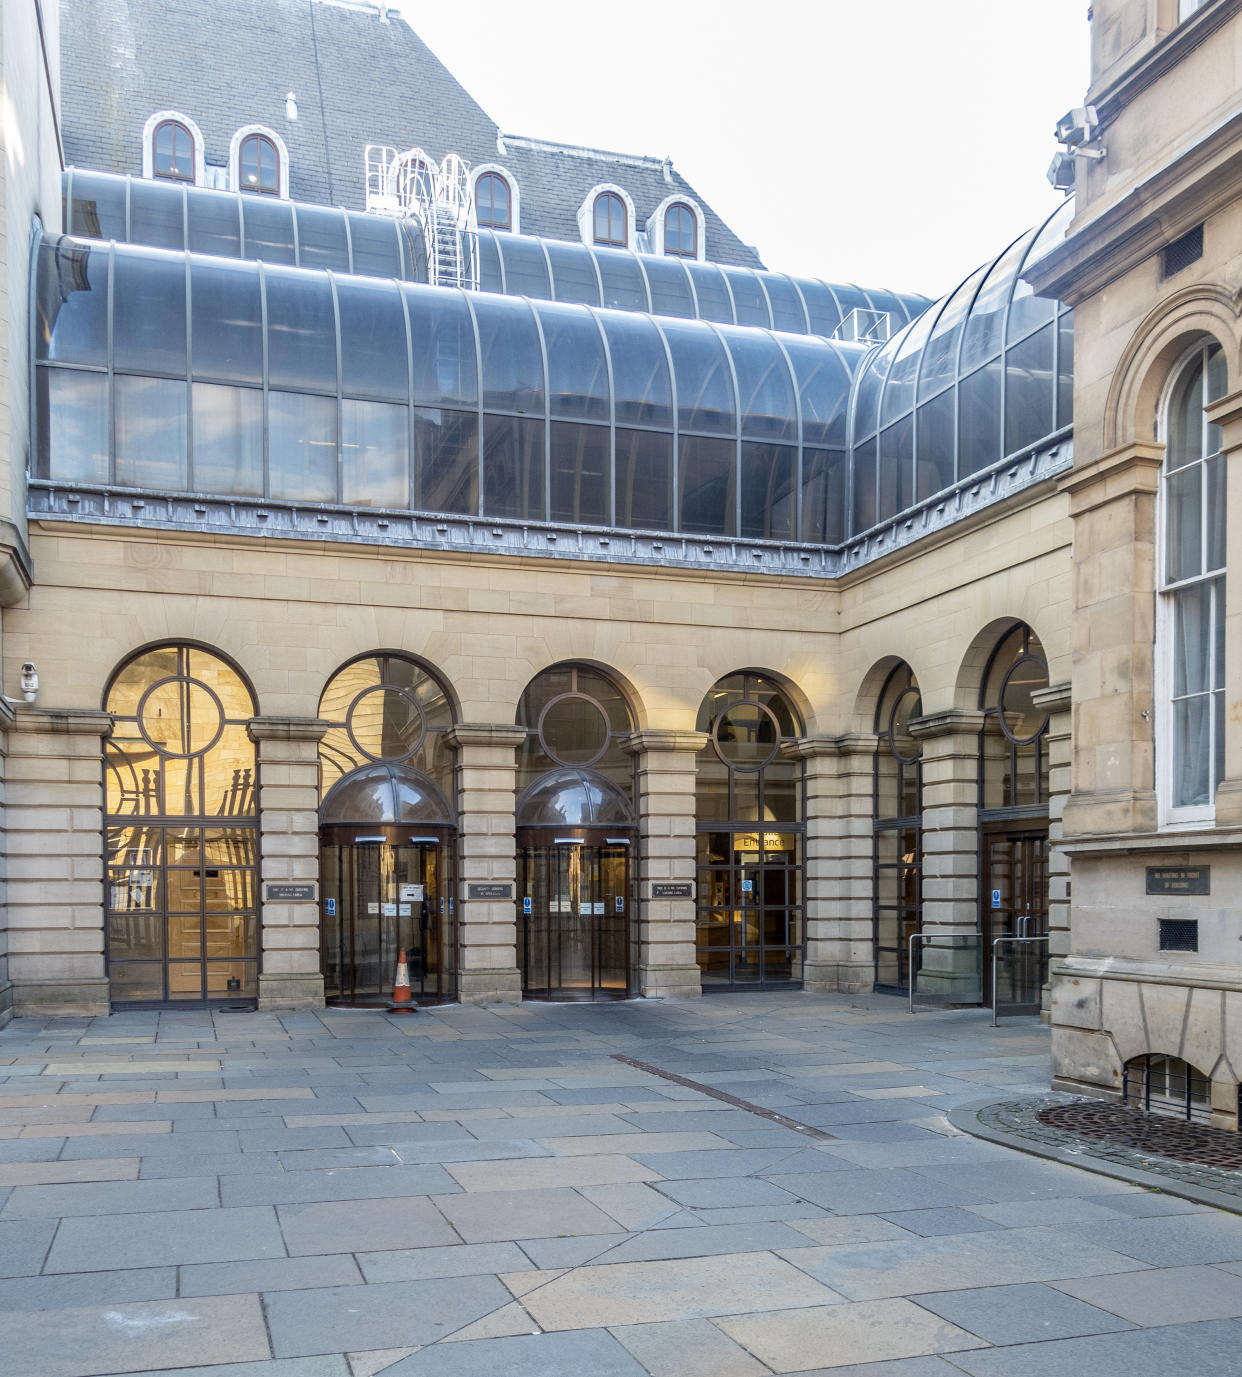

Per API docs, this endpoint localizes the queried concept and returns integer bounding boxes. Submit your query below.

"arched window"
[1160,340,1227,822]
[153,120,195,182]
[476,172,512,231]
[874,663,922,989]
[695,672,804,987]
[980,625,1050,810]
[104,644,258,1005]
[593,192,628,248]
[239,133,280,196]
[664,202,697,258]
[517,663,635,801]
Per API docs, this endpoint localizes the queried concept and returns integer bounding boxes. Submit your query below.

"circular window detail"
[346,684,426,762]
[538,692,611,767]
[137,677,225,758]
[889,686,922,763]
[999,657,1049,744]
[713,701,781,770]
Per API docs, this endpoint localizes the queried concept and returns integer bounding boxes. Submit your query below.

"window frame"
[142,110,205,187]
[229,125,290,199]
[1156,337,1227,828]
[473,165,518,233]
[649,195,705,261]
[238,133,280,197]
[578,184,635,252]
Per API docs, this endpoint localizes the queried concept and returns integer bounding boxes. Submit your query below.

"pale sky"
[406,0,1091,301]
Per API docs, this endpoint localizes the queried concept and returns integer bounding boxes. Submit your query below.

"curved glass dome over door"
[848,199,1074,539]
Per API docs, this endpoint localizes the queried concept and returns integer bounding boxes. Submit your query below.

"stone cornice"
[1031,681,1073,715]
[11,707,113,737]
[445,723,528,751]
[1058,443,1164,515]
[781,736,840,761]
[908,709,986,741]
[622,729,709,756]
[247,717,331,743]
[0,521,33,608]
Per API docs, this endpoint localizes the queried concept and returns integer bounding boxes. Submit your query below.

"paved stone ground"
[2,992,1242,1376]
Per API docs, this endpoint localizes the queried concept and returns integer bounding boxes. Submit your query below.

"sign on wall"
[262,882,318,903]
[1145,866,1209,896]
[466,882,516,901]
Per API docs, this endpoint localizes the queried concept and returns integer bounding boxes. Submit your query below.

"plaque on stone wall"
[262,882,318,902]
[1145,866,1209,896]
[650,882,694,900]
[467,882,516,901]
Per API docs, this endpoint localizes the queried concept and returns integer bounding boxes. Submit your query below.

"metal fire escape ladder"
[364,145,478,291]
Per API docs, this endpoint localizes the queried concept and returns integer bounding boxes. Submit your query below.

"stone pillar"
[1059,444,1162,837]
[447,723,526,1004]
[625,729,705,999]
[908,709,985,997]
[1034,682,1072,1019]
[6,707,112,1016]
[790,734,877,994]
[248,717,329,1010]
[0,701,13,1028]
[1205,390,1242,823]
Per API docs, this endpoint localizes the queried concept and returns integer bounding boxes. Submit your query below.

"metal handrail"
[990,934,1049,1026]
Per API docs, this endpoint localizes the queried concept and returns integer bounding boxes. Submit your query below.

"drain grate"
[1037,1100,1242,1169]
[609,1054,836,1141]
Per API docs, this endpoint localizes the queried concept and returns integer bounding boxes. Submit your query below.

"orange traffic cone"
[388,948,417,1013]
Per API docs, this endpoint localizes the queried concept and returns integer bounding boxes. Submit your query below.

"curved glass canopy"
[320,762,454,827]
[516,767,634,828]
[848,199,1074,534]
[62,171,929,344]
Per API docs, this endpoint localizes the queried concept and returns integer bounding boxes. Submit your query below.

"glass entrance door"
[983,829,1048,1011]
[695,829,804,986]
[518,842,630,998]
[320,840,454,1004]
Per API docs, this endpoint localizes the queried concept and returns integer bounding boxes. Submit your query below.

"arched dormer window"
[593,192,627,247]
[664,202,697,257]
[475,170,513,231]
[142,110,205,186]
[229,125,290,199]
[1159,339,1227,824]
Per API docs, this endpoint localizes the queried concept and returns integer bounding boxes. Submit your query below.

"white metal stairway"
[364,145,479,291]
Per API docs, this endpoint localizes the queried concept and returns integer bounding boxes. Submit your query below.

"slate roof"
[59,0,766,268]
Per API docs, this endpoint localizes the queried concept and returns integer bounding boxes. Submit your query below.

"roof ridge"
[501,133,671,171]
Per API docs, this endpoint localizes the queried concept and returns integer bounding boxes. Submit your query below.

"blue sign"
[523,896,533,914]
[325,897,336,916]
[990,889,1002,909]
[615,895,623,912]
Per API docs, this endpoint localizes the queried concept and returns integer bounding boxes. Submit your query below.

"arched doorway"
[104,643,258,1007]
[873,663,923,991]
[317,654,457,1005]
[515,665,636,1000]
[695,672,805,987]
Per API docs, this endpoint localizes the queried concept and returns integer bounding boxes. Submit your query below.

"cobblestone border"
[949,1094,1242,1216]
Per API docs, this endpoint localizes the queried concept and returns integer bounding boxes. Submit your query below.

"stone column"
[908,709,985,997]
[1034,682,1072,1019]
[790,734,877,994]
[1205,390,1242,823]
[0,701,13,1028]
[1059,444,1162,837]
[5,707,112,1016]
[447,723,526,1004]
[625,729,705,999]
[248,717,329,1010]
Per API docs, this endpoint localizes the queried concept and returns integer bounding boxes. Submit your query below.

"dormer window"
[143,111,204,185]
[239,133,280,195]
[476,171,511,230]
[664,202,697,258]
[593,191,628,247]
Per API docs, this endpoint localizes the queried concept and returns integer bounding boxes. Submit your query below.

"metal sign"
[523,896,533,914]
[325,897,336,916]
[1146,866,1209,896]
[466,882,515,901]
[990,889,1002,909]
[650,882,694,899]
[262,882,318,903]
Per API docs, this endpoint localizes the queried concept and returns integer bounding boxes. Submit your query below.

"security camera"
[19,663,38,703]
[1055,105,1099,148]
[1047,152,1077,193]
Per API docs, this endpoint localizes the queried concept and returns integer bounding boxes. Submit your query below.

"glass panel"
[115,376,187,489]
[475,231,503,292]
[239,196,296,264]
[265,267,337,393]
[347,211,402,278]
[482,414,545,520]
[414,407,477,514]
[661,320,735,435]
[1173,582,1212,697]
[602,313,672,427]
[721,267,770,327]
[679,434,736,536]
[1057,311,1074,428]
[726,331,797,441]
[877,413,914,519]
[1166,464,1202,583]
[799,280,843,338]
[917,263,987,402]
[594,246,648,311]
[475,296,543,413]
[762,274,807,333]
[851,436,877,535]
[684,261,733,324]
[68,171,127,240]
[740,442,795,541]
[337,278,409,402]
[109,963,164,1001]
[1206,454,1226,572]
[407,287,477,408]
[113,251,186,375]
[550,422,609,526]
[643,257,695,318]
[190,259,263,384]
[959,358,1002,477]
[960,231,1031,370]
[1005,323,1055,454]
[544,238,600,306]
[1172,694,1211,807]
[615,427,671,531]
[268,390,337,502]
[537,302,609,421]
[916,389,955,498]
[193,383,263,496]
[1167,354,1205,472]
[882,312,935,423]
[342,399,408,508]
[850,345,890,443]
[186,187,241,257]
[37,368,109,482]
[497,235,552,299]
[294,205,350,271]
[128,179,185,251]
[784,338,852,447]
[37,238,109,365]
[801,447,846,544]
